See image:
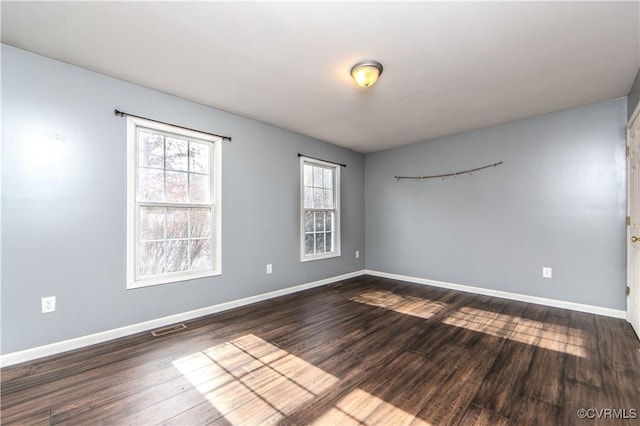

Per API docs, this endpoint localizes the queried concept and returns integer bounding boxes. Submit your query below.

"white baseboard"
[0,270,366,368]
[3,269,627,367]
[365,269,627,319]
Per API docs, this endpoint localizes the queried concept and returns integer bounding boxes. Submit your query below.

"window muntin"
[300,157,340,261]
[127,117,221,288]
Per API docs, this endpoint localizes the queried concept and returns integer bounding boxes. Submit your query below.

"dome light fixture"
[350,60,383,88]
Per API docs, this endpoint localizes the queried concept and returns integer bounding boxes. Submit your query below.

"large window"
[300,157,340,261]
[127,117,221,288]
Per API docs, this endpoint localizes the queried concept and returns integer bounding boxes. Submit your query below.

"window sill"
[127,269,221,289]
[300,251,341,263]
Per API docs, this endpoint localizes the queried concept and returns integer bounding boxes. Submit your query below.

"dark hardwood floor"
[2,275,640,425]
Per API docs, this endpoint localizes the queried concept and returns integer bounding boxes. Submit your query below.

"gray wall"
[1,43,631,355]
[1,45,365,354]
[365,98,628,310]
[629,68,640,120]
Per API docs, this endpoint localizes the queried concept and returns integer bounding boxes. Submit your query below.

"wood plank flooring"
[2,275,640,425]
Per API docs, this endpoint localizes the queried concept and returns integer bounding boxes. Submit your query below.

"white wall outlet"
[266,264,272,274]
[542,267,552,279]
[355,251,360,259]
[41,296,56,313]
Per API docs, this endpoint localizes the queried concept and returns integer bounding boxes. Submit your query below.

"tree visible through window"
[300,157,340,261]
[127,117,221,288]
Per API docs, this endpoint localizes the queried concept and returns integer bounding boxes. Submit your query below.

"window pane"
[313,188,323,209]
[315,233,325,253]
[189,173,211,204]
[167,208,188,239]
[323,189,333,209]
[139,241,165,276]
[304,211,314,232]
[140,207,164,241]
[325,232,332,252]
[304,164,313,186]
[305,234,314,255]
[166,240,189,273]
[166,171,188,203]
[190,208,211,238]
[166,137,188,171]
[324,168,333,189]
[138,131,164,168]
[325,212,333,232]
[191,239,210,270]
[304,188,313,209]
[315,212,325,232]
[313,166,323,188]
[189,142,210,174]
[138,168,164,202]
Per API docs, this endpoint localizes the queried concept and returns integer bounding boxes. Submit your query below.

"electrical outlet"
[542,267,552,279]
[266,264,272,274]
[355,251,360,258]
[41,296,56,313]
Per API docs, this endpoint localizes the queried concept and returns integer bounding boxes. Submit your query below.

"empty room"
[2,1,640,425]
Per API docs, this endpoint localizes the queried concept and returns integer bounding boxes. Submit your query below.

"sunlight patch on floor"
[312,388,431,426]
[172,334,339,424]
[350,290,447,319]
[443,307,587,357]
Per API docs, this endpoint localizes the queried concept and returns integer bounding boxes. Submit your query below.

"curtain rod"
[298,153,346,168]
[114,109,232,142]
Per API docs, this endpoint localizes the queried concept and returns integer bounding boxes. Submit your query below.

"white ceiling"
[2,1,639,153]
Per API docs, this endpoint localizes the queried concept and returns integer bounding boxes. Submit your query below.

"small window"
[127,117,222,288]
[300,156,341,261]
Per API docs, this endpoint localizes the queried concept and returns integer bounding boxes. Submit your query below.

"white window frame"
[300,156,341,262]
[126,116,222,289]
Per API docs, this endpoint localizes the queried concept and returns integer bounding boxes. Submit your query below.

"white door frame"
[627,102,640,339]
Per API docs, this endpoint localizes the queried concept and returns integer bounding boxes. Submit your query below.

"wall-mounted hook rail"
[394,161,503,182]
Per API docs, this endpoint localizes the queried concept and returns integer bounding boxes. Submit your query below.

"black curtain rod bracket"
[298,153,346,168]
[114,109,232,142]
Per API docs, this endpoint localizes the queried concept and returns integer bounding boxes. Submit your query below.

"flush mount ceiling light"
[350,60,383,88]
